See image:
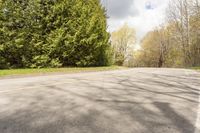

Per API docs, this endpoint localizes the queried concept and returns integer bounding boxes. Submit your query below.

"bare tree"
[167,0,193,66]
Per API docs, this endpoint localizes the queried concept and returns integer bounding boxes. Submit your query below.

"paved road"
[0,68,200,133]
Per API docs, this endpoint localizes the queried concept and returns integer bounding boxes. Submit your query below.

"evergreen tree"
[0,0,111,68]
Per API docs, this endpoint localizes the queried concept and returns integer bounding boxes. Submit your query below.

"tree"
[167,0,200,66]
[133,26,180,67]
[133,30,162,67]
[0,0,111,69]
[189,0,200,66]
[111,23,136,66]
[133,0,200,68]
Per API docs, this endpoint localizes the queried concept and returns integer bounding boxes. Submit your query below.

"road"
[0,68,199,133]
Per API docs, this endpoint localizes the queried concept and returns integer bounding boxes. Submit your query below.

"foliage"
[0,0,111,69]
[133,0,200,68]
[111,23,136,66]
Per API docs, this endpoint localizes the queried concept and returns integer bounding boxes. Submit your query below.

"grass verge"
[191,67,200,71]
[0,66,126,78]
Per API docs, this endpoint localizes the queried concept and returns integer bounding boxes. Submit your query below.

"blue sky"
[101,0,169,42]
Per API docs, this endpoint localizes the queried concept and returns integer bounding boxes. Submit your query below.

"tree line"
[0,0,112,69]
[133,0,200,67]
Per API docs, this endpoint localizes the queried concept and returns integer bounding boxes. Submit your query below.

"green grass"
[192,67,200,71]
[0,66,126,77]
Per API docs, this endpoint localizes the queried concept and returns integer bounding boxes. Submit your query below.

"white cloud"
[102,0,169,42]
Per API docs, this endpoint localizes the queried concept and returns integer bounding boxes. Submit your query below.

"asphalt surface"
[0,68,200,133]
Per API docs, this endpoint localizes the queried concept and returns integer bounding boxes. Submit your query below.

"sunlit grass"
[192,67,200,71]
[0,66,125,77]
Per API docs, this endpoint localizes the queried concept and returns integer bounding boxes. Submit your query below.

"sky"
[101,0,170,42]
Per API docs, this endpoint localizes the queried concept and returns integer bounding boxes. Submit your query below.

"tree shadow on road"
[0,71,199,133]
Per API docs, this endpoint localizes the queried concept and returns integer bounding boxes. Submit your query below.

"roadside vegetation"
[192,67,200,71]
[0,66,125,77]
[0,0,199,74]
[110,0,199,68]
[132,0,200,68]
[0,0,112,69]
[111,24,136,66]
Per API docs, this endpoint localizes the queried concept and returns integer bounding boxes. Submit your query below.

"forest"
[107,0,200,68]
[132,0,200,67]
